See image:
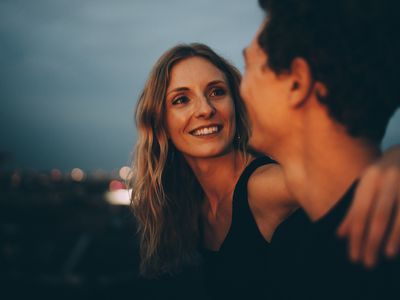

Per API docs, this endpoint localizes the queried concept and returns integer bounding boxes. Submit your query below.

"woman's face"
[165,56,236,160]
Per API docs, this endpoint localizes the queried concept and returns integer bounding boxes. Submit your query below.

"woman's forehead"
[168,56,227,90]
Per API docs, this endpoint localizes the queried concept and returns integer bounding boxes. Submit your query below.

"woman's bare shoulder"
[247,161,291,208]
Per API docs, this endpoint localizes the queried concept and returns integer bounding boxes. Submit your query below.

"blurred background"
[1,0,399,299]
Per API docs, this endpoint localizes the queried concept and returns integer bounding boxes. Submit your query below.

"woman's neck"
[185,150,248,216]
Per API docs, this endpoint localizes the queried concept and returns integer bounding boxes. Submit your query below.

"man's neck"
[278,123,380,221]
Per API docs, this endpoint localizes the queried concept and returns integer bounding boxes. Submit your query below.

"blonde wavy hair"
[130,43,249,277]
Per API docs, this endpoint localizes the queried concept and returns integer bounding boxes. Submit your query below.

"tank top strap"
[236,156,276,189]
[225,156,276,245]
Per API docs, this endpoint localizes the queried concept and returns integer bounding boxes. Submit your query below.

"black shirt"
[269,181,400,300]
[202,156,311,299]
[202,156,273,299]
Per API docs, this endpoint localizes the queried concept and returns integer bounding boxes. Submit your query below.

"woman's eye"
[172,96,189,105]
[209,87,226,97]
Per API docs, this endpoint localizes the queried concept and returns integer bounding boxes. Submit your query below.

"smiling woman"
[165,56,237,159]
[130,43,249,278]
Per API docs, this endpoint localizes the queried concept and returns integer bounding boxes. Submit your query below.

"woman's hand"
[337,146,400,268]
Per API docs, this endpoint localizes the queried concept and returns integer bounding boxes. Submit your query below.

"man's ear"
[288,57,319,108]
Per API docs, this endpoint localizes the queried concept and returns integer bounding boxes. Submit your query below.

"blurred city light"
[71,168,85,182]
[50,168,62,181]
[119,166,132,181]
[108,180,126,191]
[105,188,131,206]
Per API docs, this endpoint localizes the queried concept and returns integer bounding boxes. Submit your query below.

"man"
[240,0,400,298]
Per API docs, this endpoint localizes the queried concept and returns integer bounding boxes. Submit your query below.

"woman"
[130,43,400,296]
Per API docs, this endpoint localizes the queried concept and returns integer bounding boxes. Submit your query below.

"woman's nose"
[194,96,216,119]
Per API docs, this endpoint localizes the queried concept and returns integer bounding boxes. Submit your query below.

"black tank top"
[201,156,276,299]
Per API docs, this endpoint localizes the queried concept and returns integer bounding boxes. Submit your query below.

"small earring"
[236,132,241,142]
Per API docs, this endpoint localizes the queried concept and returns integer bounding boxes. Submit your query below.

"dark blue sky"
[1,0,399,172]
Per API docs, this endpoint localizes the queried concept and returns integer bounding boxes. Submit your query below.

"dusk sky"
[1,0,399,172]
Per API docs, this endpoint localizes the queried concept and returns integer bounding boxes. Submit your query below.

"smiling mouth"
[190,125,223,136]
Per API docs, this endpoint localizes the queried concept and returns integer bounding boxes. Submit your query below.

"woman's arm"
[337,145,400,268]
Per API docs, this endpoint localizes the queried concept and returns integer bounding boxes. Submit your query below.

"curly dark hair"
[258,0,400,142]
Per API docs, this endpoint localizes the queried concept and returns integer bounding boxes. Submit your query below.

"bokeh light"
[105,189,132,206]
[109,180,126,191]
[119,166,132,181]
[50,169,62,181]
[71,168,85,182]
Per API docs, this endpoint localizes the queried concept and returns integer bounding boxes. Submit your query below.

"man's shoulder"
[268,181,400,299]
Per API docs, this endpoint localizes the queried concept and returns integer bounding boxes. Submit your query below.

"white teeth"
[192,126,219,136]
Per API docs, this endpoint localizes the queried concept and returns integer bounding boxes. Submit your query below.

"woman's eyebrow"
[207,80,226,87]
[167,80,226,96]
[166,87,189,96]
